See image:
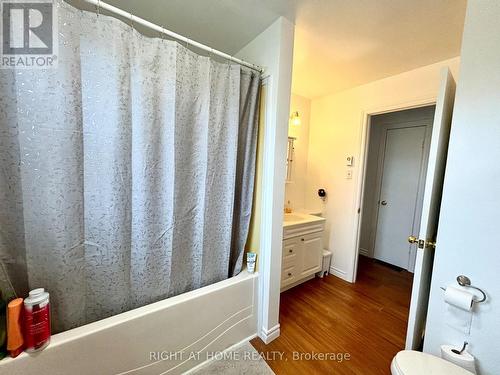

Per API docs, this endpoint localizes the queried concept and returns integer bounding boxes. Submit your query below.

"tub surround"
[0,272,258,375]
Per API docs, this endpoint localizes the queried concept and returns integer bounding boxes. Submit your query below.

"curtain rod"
[71,0,263,73]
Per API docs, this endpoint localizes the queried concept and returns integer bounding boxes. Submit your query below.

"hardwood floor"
[250,256,413,374]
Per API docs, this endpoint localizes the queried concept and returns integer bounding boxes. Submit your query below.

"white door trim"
[256,69,291,343]
[256,75,281,343]
[352,97,437,283]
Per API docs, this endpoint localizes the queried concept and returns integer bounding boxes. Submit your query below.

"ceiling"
[92,0,467,99]
[291,0,467,98]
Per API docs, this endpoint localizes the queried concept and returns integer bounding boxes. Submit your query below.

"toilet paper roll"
[441,345,477,374]
[444,286,474,311]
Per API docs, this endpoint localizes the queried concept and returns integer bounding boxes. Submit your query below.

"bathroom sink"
[283,214,305,222]
[283,212,325,228]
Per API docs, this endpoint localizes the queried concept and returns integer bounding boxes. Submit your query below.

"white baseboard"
[359,247,370,256]
[330,266,349,281]
[260,324,280,344]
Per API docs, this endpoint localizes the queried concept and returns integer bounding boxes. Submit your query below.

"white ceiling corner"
[99,0,467,99]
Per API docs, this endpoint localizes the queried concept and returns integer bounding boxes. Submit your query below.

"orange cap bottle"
[7,298,24,358]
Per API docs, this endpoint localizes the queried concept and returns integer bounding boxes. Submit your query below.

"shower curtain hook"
[96,0,100,18]
[129,12,134,30]
[184,37,189,50]
[229,56,236,69]
[159,26,165,42]
[226,55,233,75]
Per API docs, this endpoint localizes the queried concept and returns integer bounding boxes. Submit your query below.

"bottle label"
[24,302,51,350]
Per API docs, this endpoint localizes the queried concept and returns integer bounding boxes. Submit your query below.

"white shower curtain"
[0,1,260,332]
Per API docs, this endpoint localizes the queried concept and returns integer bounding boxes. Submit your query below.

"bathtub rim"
[0,270,258,365]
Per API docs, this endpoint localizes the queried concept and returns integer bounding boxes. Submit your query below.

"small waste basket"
[316,249,332,278]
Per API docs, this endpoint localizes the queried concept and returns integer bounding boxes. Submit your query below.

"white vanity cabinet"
[281,213,326,291]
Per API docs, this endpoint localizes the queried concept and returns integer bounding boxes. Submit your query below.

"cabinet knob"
[301,238,304,241]
[288,272,292,277]
[289,249,293,253]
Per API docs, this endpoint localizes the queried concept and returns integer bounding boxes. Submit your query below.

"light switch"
[346,155,354,166]
[346,169,353,179]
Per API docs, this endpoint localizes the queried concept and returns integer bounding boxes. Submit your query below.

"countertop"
[283,212,326,228]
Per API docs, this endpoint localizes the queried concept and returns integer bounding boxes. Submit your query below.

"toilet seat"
[391,350,474,375]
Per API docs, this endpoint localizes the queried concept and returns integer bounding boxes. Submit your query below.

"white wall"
[236,17,294,343]
[285,94,311,211]
[423,2,500,374]
[306,57,460,282]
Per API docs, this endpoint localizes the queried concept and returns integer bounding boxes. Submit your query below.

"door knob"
[408,235,418,244]
[380,200,387,206]
[408,235,436,249]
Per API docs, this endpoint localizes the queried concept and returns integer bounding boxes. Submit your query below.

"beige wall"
[285,94,311,211]
[305,57,460,281]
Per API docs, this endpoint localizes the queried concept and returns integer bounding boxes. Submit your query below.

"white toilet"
[391,351,474,375]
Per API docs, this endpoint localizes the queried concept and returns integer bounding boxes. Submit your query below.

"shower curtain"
[0,1,260,332]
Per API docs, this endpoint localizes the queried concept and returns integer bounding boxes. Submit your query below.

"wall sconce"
[290,111,301,127]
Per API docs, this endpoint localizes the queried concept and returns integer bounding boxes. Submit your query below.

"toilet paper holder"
[441,275,487,303]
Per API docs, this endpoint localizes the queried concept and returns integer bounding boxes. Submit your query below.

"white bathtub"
[0,271,258,375]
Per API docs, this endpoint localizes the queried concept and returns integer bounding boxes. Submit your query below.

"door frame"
[370,120,433,272]
[351,98,437,283]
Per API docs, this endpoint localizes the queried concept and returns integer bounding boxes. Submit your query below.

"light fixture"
[290,111,301,126]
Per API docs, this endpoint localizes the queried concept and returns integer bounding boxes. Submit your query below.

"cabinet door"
[300,232,323,277]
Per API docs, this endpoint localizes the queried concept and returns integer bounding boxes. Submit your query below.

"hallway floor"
[251,255,413,374]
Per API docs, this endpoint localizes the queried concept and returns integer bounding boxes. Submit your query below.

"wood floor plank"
[251,256,413,374]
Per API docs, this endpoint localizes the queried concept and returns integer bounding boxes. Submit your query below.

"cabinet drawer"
[282,253,298,269]
[281,265,296,286]
[282,237,300,266]
[283,243,298,258]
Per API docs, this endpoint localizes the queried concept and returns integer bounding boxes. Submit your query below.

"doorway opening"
[255,63,455,369]
[358,105,436,273]
[354,105,437,350]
